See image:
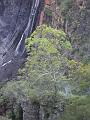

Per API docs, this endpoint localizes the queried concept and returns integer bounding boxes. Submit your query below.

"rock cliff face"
[65,0,90,62]
[0,0,32,63]
[43,0,90,62]
[0,0,43,81]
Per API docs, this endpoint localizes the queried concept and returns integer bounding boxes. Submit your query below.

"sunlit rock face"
[0,0,42,81]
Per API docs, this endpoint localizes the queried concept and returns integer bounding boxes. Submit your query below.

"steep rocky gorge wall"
[0,0,32,63]
[65,0,90,61]
[54,0,90,61]
[43,0,90,62]
[0,0,44,81]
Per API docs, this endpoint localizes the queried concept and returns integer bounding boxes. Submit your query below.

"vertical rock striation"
[0,0,43,81]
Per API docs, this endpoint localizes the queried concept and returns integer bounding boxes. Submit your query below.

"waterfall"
[15,0,40,56]
[0,0,42,80]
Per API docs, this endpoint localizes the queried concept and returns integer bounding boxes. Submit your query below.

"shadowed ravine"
[0,0,43,81]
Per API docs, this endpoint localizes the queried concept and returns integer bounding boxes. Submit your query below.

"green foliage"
[18,25,73,97]
[78,64,90,93]
[0,94,8,107]
[65,61,90,95]
[57,0,74,15]
[0,25,72,119]
[60,96,90,120]
[26,25,72,53]
[1,25,90,120]
[18,25,90,97]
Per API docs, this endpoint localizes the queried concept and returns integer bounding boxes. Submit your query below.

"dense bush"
[60,96,90,120]
[0,25,90,120]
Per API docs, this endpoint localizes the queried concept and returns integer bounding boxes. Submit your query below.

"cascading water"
[15,0,40,56]
[0,0,43,81]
